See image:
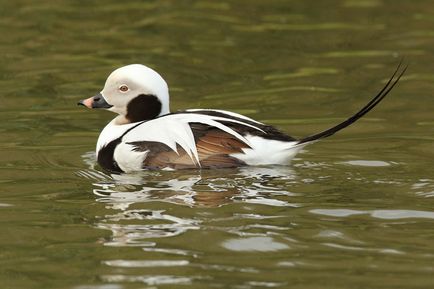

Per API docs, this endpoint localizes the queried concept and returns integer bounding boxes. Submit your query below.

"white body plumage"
[96,111,302,172]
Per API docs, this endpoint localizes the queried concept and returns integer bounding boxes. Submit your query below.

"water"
[1,0,434,288]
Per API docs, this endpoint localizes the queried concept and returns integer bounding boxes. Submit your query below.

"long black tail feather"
[297,62,407,144]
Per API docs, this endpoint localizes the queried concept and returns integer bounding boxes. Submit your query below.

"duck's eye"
[119,85,129,92]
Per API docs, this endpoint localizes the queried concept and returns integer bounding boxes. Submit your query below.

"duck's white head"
[79,64,170,123]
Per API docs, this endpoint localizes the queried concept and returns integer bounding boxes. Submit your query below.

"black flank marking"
[126,94,162,123]
[97,138,124,173]
[172,110,297,142]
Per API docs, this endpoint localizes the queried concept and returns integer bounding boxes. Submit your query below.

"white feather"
[230,135,305,166]
[121,113,266,165]
[185,109,264,124]
[114,143,148,172]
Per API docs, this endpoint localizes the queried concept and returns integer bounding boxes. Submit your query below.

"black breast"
[97,138,124,173]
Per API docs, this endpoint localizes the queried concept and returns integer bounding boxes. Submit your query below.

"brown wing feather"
[195,129,248,168]
[131,124,249,169]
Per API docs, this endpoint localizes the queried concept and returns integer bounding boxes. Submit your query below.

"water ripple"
[96,210,200,247]
[100,274,197,286]
[310,208,434,220]
[412,179,434,198]
[104,259,190,268]
[222,237,289,252]
[322,242,404,255]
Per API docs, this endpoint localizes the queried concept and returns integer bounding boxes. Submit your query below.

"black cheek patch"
[126,94,162,123]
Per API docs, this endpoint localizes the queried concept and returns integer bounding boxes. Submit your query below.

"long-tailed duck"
[78,63,406,173]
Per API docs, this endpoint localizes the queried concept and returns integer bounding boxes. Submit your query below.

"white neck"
[96,118,138,156]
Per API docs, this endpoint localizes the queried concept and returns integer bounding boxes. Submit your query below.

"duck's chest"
[96,120,139,173]
[97,138,123,173]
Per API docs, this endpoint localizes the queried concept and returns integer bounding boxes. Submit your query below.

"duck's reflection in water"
[96,209,200,247]
[79,151,298,207]
[77,152,299,247]
[93,167,297,206]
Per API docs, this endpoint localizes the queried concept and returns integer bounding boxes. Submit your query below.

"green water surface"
[1,1,434,288]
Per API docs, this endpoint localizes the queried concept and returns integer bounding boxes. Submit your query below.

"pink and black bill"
[78,93,112,109]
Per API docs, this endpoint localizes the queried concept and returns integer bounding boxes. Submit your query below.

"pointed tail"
[297,62,407,145]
